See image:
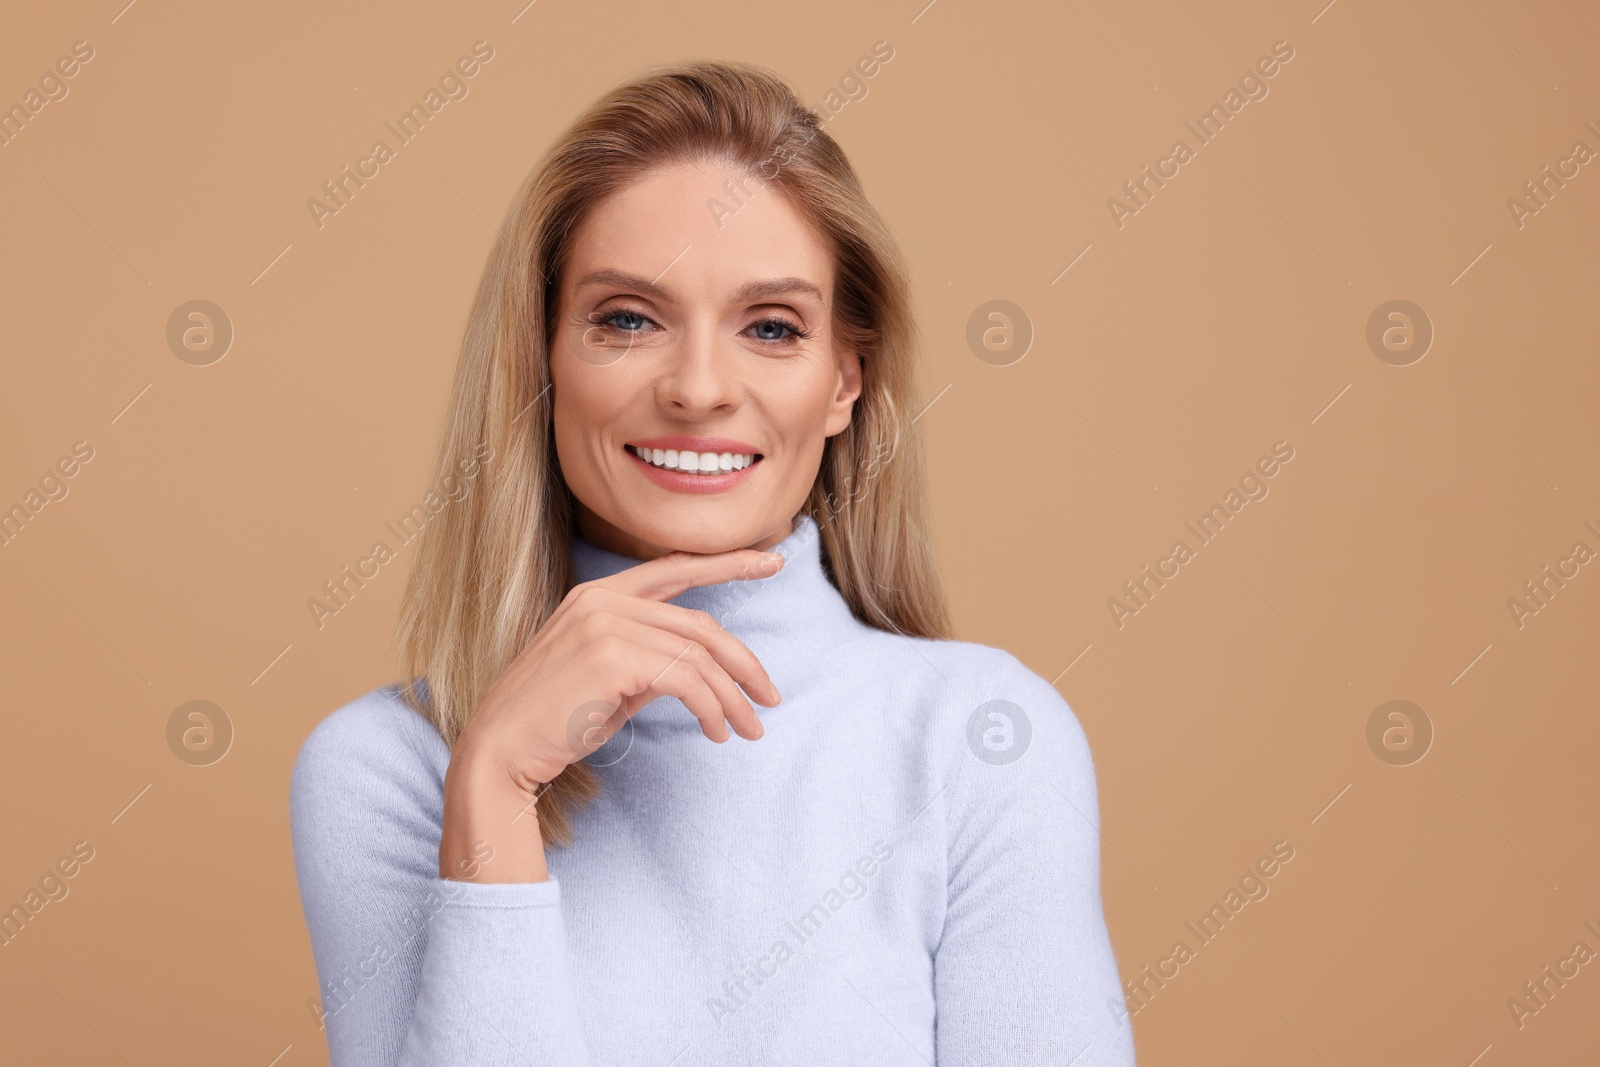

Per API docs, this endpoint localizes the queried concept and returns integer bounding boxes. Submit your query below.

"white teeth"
[631,445,757,473]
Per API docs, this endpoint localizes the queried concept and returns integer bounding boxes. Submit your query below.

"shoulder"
[884,634,1098,801]
[289,684,449,829]
[875,630,1085,723]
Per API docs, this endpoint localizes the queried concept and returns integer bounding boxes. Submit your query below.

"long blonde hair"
[395,59,951,846]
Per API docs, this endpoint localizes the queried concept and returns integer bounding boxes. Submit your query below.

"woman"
[291,59,1137,1067]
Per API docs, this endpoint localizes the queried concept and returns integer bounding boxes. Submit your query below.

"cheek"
[551,362,638,465]
[552,337,599,406]
[749,384,836,481]
[768,369,842,440]
[548,369,584,466]
[552,388,600,469]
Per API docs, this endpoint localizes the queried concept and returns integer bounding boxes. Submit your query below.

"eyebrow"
[572,268,825,306]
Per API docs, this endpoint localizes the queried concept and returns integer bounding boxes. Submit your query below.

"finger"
[638,600,781,712]
[573,586,780,708]
[593,623,745,744]
[600,545,787,604]
[596,615,764,742]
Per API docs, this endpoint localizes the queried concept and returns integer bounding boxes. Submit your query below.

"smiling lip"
[624,435,763,495]
[627,435,761,455]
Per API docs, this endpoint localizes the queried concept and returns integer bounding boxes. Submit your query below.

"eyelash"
[586,305,812,343]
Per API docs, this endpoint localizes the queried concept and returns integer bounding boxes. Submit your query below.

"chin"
[624,507,785,556]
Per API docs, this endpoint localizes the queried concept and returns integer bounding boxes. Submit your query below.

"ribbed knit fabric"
[290,512,1138,1066]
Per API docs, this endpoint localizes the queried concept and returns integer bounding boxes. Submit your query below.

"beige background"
[2,0,1597,1063]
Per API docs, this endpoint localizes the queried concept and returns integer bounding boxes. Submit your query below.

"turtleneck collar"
[568,511,859,662]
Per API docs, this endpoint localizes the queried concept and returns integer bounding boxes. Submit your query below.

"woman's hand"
[438,546,786,882]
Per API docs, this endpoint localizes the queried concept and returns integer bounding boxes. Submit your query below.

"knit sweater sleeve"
[288,691,592,1066]
[933,653,1138,1066]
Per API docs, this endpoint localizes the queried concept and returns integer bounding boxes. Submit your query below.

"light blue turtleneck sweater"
[290,513,1138,1066]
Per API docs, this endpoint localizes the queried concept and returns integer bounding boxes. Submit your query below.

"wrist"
[441,732,549,884]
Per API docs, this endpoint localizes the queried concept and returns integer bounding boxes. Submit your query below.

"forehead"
[564,160,834,299]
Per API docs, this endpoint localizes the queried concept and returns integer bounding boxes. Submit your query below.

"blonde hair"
[395,59,951,847]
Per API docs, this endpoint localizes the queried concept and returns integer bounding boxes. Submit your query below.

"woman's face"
[550,160,862,560]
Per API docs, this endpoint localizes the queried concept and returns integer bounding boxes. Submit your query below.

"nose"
[654,321,741,419]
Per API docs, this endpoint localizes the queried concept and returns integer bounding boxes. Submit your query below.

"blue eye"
[748,317,808,343]
[600,310,651,332]
[587,307,810,344]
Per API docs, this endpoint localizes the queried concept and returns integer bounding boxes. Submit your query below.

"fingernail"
[761,552,784,569]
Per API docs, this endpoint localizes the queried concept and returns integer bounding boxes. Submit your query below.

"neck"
[572,503,798,561]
